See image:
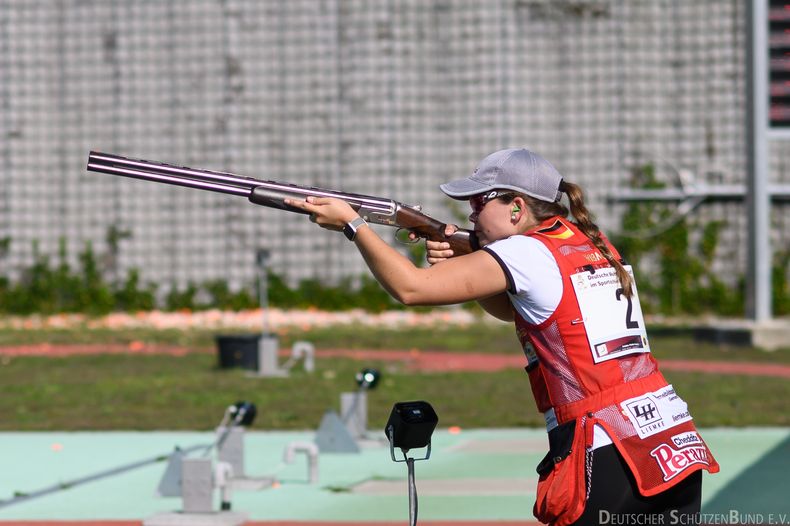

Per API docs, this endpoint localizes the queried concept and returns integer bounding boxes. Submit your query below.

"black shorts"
[570,444,702,526]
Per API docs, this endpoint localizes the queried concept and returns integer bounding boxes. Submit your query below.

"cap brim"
[439,177,493,199]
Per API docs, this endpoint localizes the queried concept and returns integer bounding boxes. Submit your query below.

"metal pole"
[257,249,270,334]
[407,457,418,526]
[746,0,771,322]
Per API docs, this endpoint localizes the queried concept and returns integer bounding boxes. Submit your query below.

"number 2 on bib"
[570,265,650,364]
[616,287,640,329]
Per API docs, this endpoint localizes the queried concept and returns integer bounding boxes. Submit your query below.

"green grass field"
[0,324,787,430]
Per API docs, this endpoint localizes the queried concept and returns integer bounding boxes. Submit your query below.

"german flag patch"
[536,219,575,239]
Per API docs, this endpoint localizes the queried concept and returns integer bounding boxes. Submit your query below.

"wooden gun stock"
[395,206,477,256]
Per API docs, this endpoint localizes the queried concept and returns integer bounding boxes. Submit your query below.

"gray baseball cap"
[440,148,563,202]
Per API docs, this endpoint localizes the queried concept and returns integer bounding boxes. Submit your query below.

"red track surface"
[1,343,789,378]
[318,349,790,378]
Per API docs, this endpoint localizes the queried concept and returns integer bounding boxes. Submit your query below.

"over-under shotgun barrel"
[86,151,478,254]
[87,151,398,215]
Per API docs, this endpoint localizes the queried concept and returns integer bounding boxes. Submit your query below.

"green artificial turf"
[0,329,787,430]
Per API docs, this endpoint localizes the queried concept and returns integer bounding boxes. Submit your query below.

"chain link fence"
[0,0,784,301]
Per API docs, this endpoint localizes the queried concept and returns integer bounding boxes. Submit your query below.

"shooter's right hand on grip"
[413,224,461,265]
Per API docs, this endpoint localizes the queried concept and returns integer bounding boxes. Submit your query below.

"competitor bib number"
[570,265,650,363]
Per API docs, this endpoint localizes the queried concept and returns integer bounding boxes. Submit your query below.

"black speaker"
[384,400,438,451]
[230,400,257,426]
[216,334,259,369]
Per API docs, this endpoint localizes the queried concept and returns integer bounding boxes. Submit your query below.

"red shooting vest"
[515,216,719,497]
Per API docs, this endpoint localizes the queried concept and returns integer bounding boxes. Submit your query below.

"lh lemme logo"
[626,397,661,427]
[634,403,657,422]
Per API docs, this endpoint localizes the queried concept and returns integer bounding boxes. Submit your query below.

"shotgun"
[86,151,478,255]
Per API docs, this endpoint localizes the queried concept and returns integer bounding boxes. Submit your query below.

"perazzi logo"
[650,442,710,481]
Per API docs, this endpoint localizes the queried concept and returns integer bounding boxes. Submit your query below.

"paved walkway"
[0,429,787,524]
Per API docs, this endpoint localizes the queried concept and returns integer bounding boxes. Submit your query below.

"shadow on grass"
[702,435,790,515]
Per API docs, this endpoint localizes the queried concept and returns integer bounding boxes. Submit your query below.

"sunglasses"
[469,190,515,215]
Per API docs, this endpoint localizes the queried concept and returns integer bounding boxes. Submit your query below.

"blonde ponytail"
[501,184,633,297]
[560,181,633,298]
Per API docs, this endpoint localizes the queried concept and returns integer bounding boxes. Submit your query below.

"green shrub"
[114,269,157,312]
[612,164,747,316]
[774,248,790,315]
[0,210,787,316]
[0,232,406,313]
[204,279,257,311]
[164,282,200,311]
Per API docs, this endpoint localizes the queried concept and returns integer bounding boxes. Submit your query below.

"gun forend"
[248,185,398,223]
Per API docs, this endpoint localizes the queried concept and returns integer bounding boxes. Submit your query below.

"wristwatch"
[343,216,367,241]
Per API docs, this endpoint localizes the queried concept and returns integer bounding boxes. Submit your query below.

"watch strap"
[343,216,367,241]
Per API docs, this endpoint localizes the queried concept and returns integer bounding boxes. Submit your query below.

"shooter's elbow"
[392,288,420,306]
[384,269,426,306]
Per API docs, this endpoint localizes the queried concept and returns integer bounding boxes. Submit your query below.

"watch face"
[343,223,355,241]
[344,218,365,241]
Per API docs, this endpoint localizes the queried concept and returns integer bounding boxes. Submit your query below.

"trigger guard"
[395,228,421,245]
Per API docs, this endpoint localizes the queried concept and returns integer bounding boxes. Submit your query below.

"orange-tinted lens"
[470,195,486,214]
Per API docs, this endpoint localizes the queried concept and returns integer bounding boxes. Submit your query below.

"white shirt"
[484,235,613,449]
